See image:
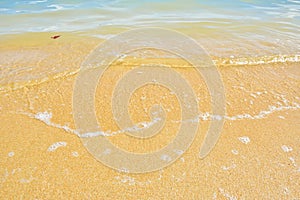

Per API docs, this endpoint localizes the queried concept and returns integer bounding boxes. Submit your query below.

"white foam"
[140,96,146,100]
[115,175,151,186]
[47,141,67,152]
[231,149,239,155]
[221,163,236,171]
[80,131,109,138]
[20,96,299,155]
[35,111,52,124]
[289,157,297,167]
[173,149,184,155]
[42,26,58,31]
[72,151,79,157]
[173,98,300,123]
[80,117,161,138]
[213,192,217,200]
[33,111,80,136]
[238,136,250,144]
[160,154,172,162]
[47,4,64,10]
[118,167,129,173]
[91,34,115,40]
[28,0,47,4]
[219,54,300,66]
[219,188,238,200]
[115,175,136,185]
[283,187,290,195]
[211,115,223,121]
[281,145,293,153]
[24,111,161,139]
[8,152,15,157]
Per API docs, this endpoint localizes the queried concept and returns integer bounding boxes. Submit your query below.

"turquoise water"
[0,0,299,92]
[1,0,299,32]
[0,0,300,56]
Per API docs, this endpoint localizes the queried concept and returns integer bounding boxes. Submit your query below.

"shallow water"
[1,0,300,56]
[1,0,300,89]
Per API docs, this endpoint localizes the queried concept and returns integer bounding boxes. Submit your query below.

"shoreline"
[1,32,299,94]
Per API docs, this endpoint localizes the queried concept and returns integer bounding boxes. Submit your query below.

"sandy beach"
[0,32,299,199]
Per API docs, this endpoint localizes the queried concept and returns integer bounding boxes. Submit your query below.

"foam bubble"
[160,154,172,162]
[47,4,64,10]
[219,188,238,200]
[173,149,184,155]
[72,151,79,157]
[238,136,250,144]
[8,152,15,157]
[28,0,47,4]
[231,149,239,155]
[281,145,293,152]
[47,141,67,152]
[35,111,52,124]
[221,163,236,171]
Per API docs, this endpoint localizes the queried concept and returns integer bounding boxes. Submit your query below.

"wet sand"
[0,33,299,199]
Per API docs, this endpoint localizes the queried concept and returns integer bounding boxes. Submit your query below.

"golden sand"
[0,33,299,199]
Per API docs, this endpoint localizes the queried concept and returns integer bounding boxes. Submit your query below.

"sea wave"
[0,54,299,94]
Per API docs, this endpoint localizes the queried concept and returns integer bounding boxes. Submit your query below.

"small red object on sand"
[51,35,61,39]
